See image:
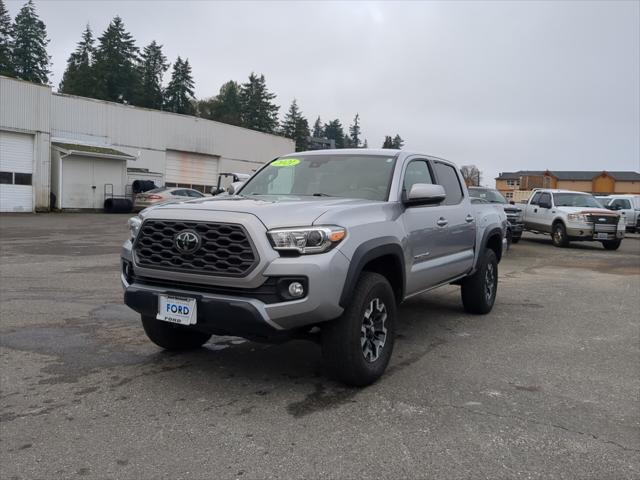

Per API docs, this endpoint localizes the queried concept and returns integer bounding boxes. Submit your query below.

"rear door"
[431,161,475,277]
[524,192,543,230]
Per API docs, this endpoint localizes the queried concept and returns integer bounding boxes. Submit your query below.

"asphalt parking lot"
[1,213,639,479]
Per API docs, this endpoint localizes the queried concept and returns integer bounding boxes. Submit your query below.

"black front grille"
[134,220,258,277]
[587,215,618,225]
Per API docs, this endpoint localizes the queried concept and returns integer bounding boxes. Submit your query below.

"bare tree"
[460,165,482,186]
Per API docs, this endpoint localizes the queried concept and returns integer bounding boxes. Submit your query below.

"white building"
[0,76,294,212]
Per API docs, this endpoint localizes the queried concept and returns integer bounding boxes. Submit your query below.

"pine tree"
[138,40,168,109]
[0,0,14,77]
[312,116,323,138]
[324,119,345,148]
[240,73,279,133]
[12,0,50,84]
[93,16,140,103]
[164,56,195,114]
[392,134,405,149]
[198,80,242,125]
[280,99,310,151]
[382,135,393,148]
[59,25,96,97]
[349,113,362,148]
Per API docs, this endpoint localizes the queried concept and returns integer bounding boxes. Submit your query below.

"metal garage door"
[62,156,126,209]
[165,150,219,193]
[0,130,34,212]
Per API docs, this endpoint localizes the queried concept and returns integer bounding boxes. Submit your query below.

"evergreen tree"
[93,16,140,103]
[312,116,323,138]
[324,119,345,148]
[59,25,95,96]
[392,134,405,149]
[349,113,362,148]
[240,73,279,133]
[138,40,168,109]
[198,80,242,125]
[12,0,50,84]
[164,56,195,114]
[363,139,368,148]
[343,135,352,148]
[280,99,310,151]
[382,135,394,148]
[0,0,14,77]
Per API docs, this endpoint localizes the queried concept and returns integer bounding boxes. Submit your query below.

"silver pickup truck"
[122,149,507,386]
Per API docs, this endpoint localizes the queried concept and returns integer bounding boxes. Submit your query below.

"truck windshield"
[240,154,397,201]
[469,188,507,204]
[552,193,603,208]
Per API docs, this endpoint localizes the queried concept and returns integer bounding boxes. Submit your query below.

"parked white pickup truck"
[522,189,625,250]
[596,195,640,233]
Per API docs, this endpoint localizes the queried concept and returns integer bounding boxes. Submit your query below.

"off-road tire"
[601,239,621,251]
[551,222,569,248]
[461,248,498,315]
[322,272,396,387]
[141,315,212,350]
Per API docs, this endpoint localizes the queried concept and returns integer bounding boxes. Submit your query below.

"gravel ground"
[1,213,639,479]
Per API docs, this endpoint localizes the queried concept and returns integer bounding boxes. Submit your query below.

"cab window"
[612,199,631,209]
[530,192,542,205]
[433,162,463,205]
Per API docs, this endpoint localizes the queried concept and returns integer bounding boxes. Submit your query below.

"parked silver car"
[133,187,205,211]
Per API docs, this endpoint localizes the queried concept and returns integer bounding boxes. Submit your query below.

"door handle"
[465,214,474,223]
[437,217,448,227]
[534,208,538,213]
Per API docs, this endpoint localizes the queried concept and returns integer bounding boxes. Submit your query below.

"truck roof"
[531,188,593,194]
[290,148,452,164]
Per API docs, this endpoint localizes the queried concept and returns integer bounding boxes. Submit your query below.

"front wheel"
[141,316,212,350]
[601,239,621,250]
[322,272,396,387]
[461,248,498,315]
[551,222,569,247]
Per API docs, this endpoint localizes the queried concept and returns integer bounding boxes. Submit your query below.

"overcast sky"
[6,0,640,184]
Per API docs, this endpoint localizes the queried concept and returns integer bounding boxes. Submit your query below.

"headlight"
[267,226,346,254]
[127,216,142,240]
[567,213,589,222]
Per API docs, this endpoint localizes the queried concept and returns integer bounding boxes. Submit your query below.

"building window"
[14,173,32,185]
[0,172,12,184]
[505,191,514,200]
[506,179,520,187]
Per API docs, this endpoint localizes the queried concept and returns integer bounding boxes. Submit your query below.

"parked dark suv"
[468,187,524,244]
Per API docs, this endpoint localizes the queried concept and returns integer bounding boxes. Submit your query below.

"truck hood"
[141,195,379,229]
[555,206,619,216]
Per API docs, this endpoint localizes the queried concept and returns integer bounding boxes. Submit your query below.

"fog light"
[288,281,305,298]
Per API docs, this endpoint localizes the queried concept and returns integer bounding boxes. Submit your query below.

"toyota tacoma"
[122,150,507,386]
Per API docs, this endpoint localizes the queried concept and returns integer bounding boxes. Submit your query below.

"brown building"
[495,170,640,201]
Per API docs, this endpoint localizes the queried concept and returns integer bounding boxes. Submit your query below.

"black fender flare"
[339,237,405,308]
[477,226,504,265]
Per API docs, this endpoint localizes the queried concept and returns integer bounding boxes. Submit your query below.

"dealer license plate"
[157,295,197,325]
[595,233,609,240]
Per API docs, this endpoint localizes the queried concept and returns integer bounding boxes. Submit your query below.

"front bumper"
[565,221,625,241]
[508,221,524,234]
[121,237,350,338]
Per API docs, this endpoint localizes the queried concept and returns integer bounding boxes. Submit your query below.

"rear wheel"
[141,316,211,350]
[601,239,621,250]
[551,222,569,247]
[461,248,498,314]
[322,272,396,387]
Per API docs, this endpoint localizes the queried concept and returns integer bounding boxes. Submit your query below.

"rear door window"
[433,162,463,205]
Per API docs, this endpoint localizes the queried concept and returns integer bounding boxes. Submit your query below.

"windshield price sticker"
[272,158,300,167]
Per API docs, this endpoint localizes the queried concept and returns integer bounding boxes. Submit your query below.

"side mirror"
[539,200,552,209]
[227,181,244,195]
[509,200,515,205]
[404,184,446,206]
[210,187,225,196]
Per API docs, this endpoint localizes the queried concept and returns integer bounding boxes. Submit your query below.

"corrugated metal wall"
[1,75,295,211]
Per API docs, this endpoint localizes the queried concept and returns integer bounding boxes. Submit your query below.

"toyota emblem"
[174,230,201,254]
